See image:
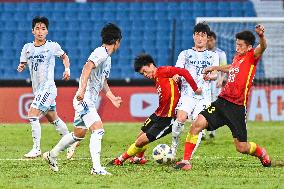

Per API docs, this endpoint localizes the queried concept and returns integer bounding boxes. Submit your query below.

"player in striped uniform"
[108,53,201,166]
[175,25,271,170]
[170,23,219,157]
[203,31,228,139]
[17,16,77,159]
[43,23,122,175]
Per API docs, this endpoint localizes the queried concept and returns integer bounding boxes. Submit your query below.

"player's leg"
[43,127,86,172]
[24,107,42,158]
[171,96,194,157]
[109,115,155,166]
[82,107,111,175]
[226,103,271,167]
[45,105,79,159]
[175,99,225,170]
[25,90,56,158]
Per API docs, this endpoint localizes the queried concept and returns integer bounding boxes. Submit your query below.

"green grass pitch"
[0,122,283,189]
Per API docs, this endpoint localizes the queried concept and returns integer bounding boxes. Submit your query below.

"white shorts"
[30,89,57,113]
[176,95,211,121]
[73,97,101,129]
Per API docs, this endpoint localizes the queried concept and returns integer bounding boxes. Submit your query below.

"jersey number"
[32,62,38,71]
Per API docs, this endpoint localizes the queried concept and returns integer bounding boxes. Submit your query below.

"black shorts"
[141,113,173,143]
[200,97,248,142]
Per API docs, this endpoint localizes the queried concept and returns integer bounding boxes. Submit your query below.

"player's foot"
[24,148,41,158]
[208,131,216,139]
[259,148,271,167]
[66,141,79,160]
[129,156,147,164]
[108,158,123,166]
[174,161,192,170]
[91,167,112,175]
[43,152,59,172]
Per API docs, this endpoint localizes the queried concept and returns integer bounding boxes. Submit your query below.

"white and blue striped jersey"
[20,40,64,93]
[78,46,111,105]
[175,48,219,100]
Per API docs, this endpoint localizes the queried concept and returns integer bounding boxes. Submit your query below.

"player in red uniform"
[175,24,271,170]
[109,53,201,165]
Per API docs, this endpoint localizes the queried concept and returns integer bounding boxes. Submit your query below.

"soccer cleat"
[91,167,112,175]
[208,130,216,139]
[174,161,192,170]
[108,158,123,166]
[66,141,79,160]
[43,152,59,172]
[24,148,41,158]
[129,157,148,164]
[259,148,271,167]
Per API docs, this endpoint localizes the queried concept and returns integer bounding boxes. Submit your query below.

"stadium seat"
[28,3,43,11]
[104,3,117,11]
[3,3,17,11]
[16,3,29,11]
[193,2,205,10]
[205,2,218,10]
[117,3,129,11]
[142,2,155,10]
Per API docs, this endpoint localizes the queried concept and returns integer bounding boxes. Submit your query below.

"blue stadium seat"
[1,12,14,21]
[167,2,179,10]
[231,10,244,17]
[66,3,79,11]
[154,10,168,20]
[90,11,103,21]
[230,2,243,10]
[54,3,66,11]
[218,2,229,10]
[116,11,129,20]
[180,11,193,20]
[91,3,104,11]
[28,3,43,10]
[52,12,66,21]
[205,11,218,17]
[129,11,142,20]
[104,3,117,11]
[16,3,29,11]
[78,12,90,21]
[193,2,205,10]
[142,2,155,10]
[103,11,116,20]
[155,3,168,10]
[180,2,193,11]
[14,12,27,21]
[65,12,78,21]
[3,3,17,11]
[205,2,218,10]
[142,10,155,20]
[117,3,129,11]
[129,3,142,11]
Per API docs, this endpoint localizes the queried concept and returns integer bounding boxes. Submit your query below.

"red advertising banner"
[0,86,284,123]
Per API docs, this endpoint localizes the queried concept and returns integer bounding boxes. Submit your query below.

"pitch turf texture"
[0,122,283,189]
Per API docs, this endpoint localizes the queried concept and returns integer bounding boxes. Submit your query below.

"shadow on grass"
[272,160,284,167]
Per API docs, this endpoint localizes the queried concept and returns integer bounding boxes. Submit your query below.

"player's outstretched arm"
[17,62,27,72]
[254,24,267,59]
[61,54,70,81]
[103,79,122,108]
[76,60,94,101]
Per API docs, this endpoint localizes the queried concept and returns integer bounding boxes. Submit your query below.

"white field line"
[0,156,246,161]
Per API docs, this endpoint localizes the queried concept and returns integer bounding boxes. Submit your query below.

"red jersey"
[154,66,197,117]
[219,49,260,106]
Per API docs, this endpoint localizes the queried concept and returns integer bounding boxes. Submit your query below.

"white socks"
[51,117,69,137]
[90,129,105,170]
[29,117,41,150]
[50,132,82,157]
[171,120,185,155]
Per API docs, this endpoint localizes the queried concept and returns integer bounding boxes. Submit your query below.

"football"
[152,144,174,164]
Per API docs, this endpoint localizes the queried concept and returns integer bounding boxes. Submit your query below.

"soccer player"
[203,31,228,139]
[175,25,271,170]
[43,23,122,175]
[170,23,219,157]
[17,16,77,159]
[108,53,201,166]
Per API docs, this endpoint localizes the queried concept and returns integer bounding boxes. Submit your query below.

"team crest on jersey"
[239,58,244,64]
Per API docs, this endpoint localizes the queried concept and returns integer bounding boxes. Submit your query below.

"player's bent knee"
[72,132,85,141]
[135,134,149,147]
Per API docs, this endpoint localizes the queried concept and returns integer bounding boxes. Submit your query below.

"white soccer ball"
[152,144,174,164]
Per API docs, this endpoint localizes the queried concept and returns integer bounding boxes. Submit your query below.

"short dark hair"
[32,16,49,29]
[193,22,210,35]
[208,31,216,39]
[235,30,255,46]
[134,53,156,72]
[101,23,122,45]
